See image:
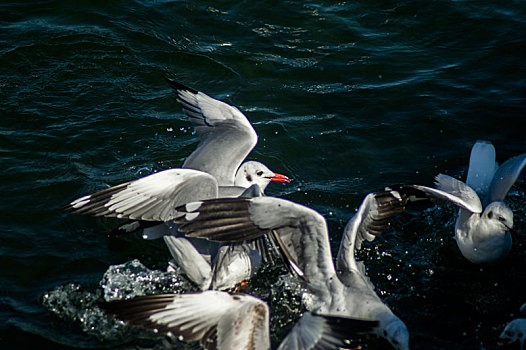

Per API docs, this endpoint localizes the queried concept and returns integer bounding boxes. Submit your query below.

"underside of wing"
[64,168,218,221]
[174,197,334,282]
[164,77,258,186]
[101,291,268,348]
[336,188,422,273]
[411,174,482,213]
[486,153,526,204]
[175,199,269,242]
[277,312,378,350]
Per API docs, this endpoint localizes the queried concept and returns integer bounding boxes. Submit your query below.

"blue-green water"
[1,1,525,349]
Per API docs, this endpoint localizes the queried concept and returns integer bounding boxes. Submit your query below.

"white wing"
[175,197,337,284]
[486,153,526,204]
[465,140,497,197]
[163,236,212,290]
[102,291,269,350]
[410,174,483,214]
[64,168,218,221]
[165,78,258,186]
[277,312,378,350]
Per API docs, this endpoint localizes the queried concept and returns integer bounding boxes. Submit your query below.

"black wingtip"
[382,184,434,211]
[162,75,198,94]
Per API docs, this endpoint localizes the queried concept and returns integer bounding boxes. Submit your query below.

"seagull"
[173,188,420,350]
[63,78,290,290]
[101,290,379,350]
[402,140,525,264]
[498,303,526,350]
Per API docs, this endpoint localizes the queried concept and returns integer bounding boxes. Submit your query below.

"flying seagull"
[173,188,421,349]
[63,79,290,290]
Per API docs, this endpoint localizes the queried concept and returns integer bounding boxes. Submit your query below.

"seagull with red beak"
[64,78,291,290]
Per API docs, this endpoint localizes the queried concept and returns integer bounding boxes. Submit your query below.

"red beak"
[268,173,291,183]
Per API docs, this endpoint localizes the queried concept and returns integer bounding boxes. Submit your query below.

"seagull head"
[235,161,290,191]
[377,314,410,350]
[484,202,516,236]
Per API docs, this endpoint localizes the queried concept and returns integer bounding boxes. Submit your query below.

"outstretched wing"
[101,291,269,350]
[486,153,526,204]
[165,78,258,186]
[409,174,483,214]
[175,197,337,284]
[277,312,378,350]
[63,168,218,221]
[336,187,427,273]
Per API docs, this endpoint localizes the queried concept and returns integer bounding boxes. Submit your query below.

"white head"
[377,314,410,350]
[483,201,514,235]
[234,161,290,191]
[498,318,526,348]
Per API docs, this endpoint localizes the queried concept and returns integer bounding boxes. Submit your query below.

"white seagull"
[173,188,419,350]
[102,290,379,350]
[498,303,526,350]
[63,79,290,290]
[404,140,525,264]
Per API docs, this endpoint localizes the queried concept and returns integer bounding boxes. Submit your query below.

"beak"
[268,173,291,183]
[505,224,520,238]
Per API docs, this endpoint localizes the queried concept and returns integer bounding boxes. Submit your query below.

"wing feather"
[486,153,526,204]
[102,291,269,349]
[277,312,378,350]
[164,78,258,186]
[63,169,218,221]
[175,197,335,283]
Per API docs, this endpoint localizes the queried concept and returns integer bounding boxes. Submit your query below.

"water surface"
[1,1,525,349]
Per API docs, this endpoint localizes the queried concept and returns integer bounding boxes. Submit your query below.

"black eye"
[498,216,506,222]
[256,171,263,176]
[488,211,493,219]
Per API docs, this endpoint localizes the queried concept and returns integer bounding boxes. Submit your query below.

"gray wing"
[63,168,218,221]
[277,312,378,350]
[336,188,421,273]
[165,78,258,186]
[465,140,497,197]
[486,153,526,204]
[410,174,483,214]
[175,197,337,283]
[101,291,270,350]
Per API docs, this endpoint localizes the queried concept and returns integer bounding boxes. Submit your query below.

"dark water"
[1,1,525,349]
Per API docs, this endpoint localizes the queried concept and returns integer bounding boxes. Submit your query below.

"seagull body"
[407,141,525,264]
[174,189,417,349]
[64,79,289,290]
[102,290,379,350]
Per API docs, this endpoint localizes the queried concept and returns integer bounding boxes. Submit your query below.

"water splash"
[101,259,193,301]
